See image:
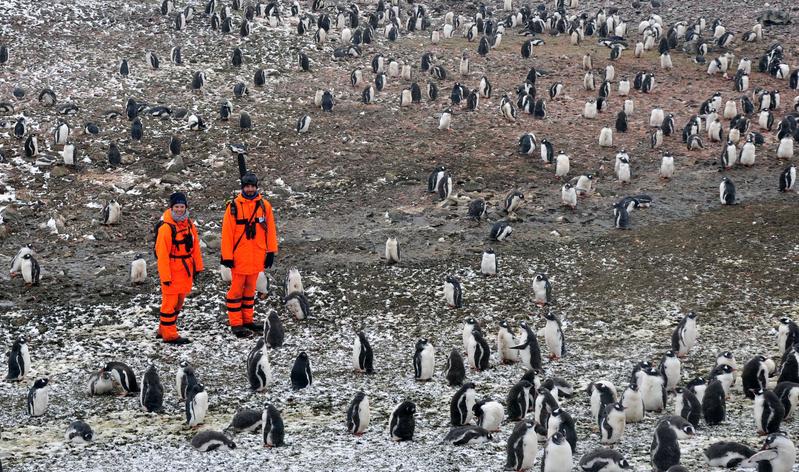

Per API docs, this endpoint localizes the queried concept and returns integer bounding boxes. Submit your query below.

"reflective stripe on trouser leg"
[159,293,181,341]
[241,274,258,324]
[227,273,247,327]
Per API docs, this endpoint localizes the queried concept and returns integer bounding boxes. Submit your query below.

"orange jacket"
[221,193,278,275]
[156,209,204,294]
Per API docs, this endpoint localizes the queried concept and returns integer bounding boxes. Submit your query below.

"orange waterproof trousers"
[159,293,186,341]
[226,273,257,327]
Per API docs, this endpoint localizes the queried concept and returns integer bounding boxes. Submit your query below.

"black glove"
[163,281,171,287]
[221,259,234,269]
[265,252,275,269]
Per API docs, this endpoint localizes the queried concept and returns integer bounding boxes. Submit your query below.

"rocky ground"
[1,0,799,470]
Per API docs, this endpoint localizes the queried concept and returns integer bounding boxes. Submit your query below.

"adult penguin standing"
[221,155,279,337]
[155,192,204,344]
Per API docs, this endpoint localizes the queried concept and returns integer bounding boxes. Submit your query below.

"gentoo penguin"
[88,370,117,395]
[321,91,333,112]
[27,378,49,416]
[505,420,537,471]
[140,365,164,413]
[502,190,524,215]
[65,420,93,444]
[705,441,756,468]
[660,351,681,392]
[687,377,707,405]
[262,404,285,447]
[101,200,121,225]
[617,157,631,183]
[540,139,554,164]
[777,136,794,159]
[438,107,452,130]
[473,399,504,432]
[103,362,139,395]
[575,174,593,196]
[225,408,263,433]
[660,152,674,179]
[24,135,38,157]
[20,254,40,286]
[247,338,272,392]
[650,107,665,127]
[6,337,31,381]
[562,183,577,209]
[579,448,632,471]
[534,387,560,439]
[740,433,796,472]
[186,382,208,427]
[703,378,726,425]
[500,94,517,122]
[651,421,680,472]
[621,383,644,423]
[119,58,129,76]
[775,382,799,419]
[443,425,491,445]
[171,46,182,65]
[742,355,769,399]
[450,382,477,425]
[385,237,400,264]
[584,99,598,119]
[290,352,312,390]
[462,318,480,354]
[489,221,512,242]
[352,331,374,374]
[445,349,466,387]
[671,312,697,357]
[466,329,490,371]
[479,76,491,98]
[444,276,463,308]
[720,140,737,169]
[640,367,667,411]
[599,402,626,445]
[780,165,797,192]
[497,320,518,364]
[468,199,487,221]
[296,115,311,134]
[598,127,613,147]
[481,248,497,276]
[347,391,370,435]
[513,321,543,371]
[543,432,573,472]
[711,364,735,397]
[191,430,236,452]
[533,273,552,306]
[413,339,435,381]
[130,118,143,140]
[284,292,311,320]
[239,111,252,130]
[54,121,69,144]
[542,311,565,360]
[555,152,570,178]
[506,380,533,421]
[673,387,701,427]
[519,133,537,155]
[389,401,416,441]
[547,407,577,453]
[616,111,628,132]
[589,381,618,424]
[175,360,197,401]
[754,388,785,434]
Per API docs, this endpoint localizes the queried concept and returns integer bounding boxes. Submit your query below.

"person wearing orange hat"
[155,192,204,345]
[220,172,278,338]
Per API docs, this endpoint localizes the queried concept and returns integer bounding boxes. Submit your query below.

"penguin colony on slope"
[1,0,799,469]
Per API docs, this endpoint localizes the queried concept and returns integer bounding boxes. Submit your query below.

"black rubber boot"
[164,336,192,345]
[232,325,252,338]
[243,322,263,333]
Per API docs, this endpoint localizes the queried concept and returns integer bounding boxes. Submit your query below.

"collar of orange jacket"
[162,209,191,227]
[235,192,263,204]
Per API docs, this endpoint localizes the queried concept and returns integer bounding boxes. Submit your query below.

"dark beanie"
[169,192,188,207]
[241,172,259,188]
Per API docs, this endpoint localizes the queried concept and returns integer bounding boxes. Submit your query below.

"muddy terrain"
[1,0,798,470]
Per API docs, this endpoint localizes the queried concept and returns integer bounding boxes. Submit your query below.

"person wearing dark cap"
[154,192,204,344]
[220,172,278,338]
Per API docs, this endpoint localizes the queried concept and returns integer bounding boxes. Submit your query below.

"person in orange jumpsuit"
[221,172,278,338]
[155,192,204,345]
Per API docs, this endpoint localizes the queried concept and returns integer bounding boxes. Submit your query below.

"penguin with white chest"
[674,387,701,427]
[385,237,400,264]
[497,320,518,364]
[191,430,236,452]
[101,200,121,225]
[622,383,644,423]
[130,256,147,284]
[547,407,577,453]
[346,391,370,435]
[65,421,93,444]
[352,331,374,374]
[753,388,785,434]
[443,275,463,308]
[742,355,769,398]
[671,312,697,357]
[175,360,197,401]
[542,432,573,472]
[413,339,435,381]
[775,382,799,418]
[246,338,272,392]
[466,329,490,371]
[186,382,208,427]
[20,253,40,286]
[659,351,681,392]
[481,248,497,276]
[589,381,618,424]
[533,273,552,306]
[580,448,632,471]
[640,367,667,411]
[599,402,626,445]
[512,321,543,371]
[103,362,139,395]
[740,433,796,472]
[542,311,565,360]
[27,377,49,416]
[88,370,117,395]
[6,337,31,381]
[704,441,756,468]
[450,382,476,425]
[505,421,537,471]
[506,379,533,421]
[473,399,504,432]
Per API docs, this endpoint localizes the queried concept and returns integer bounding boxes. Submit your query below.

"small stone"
[160,173,182,185]
[50,166,70,178]
[166,156,185,172]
